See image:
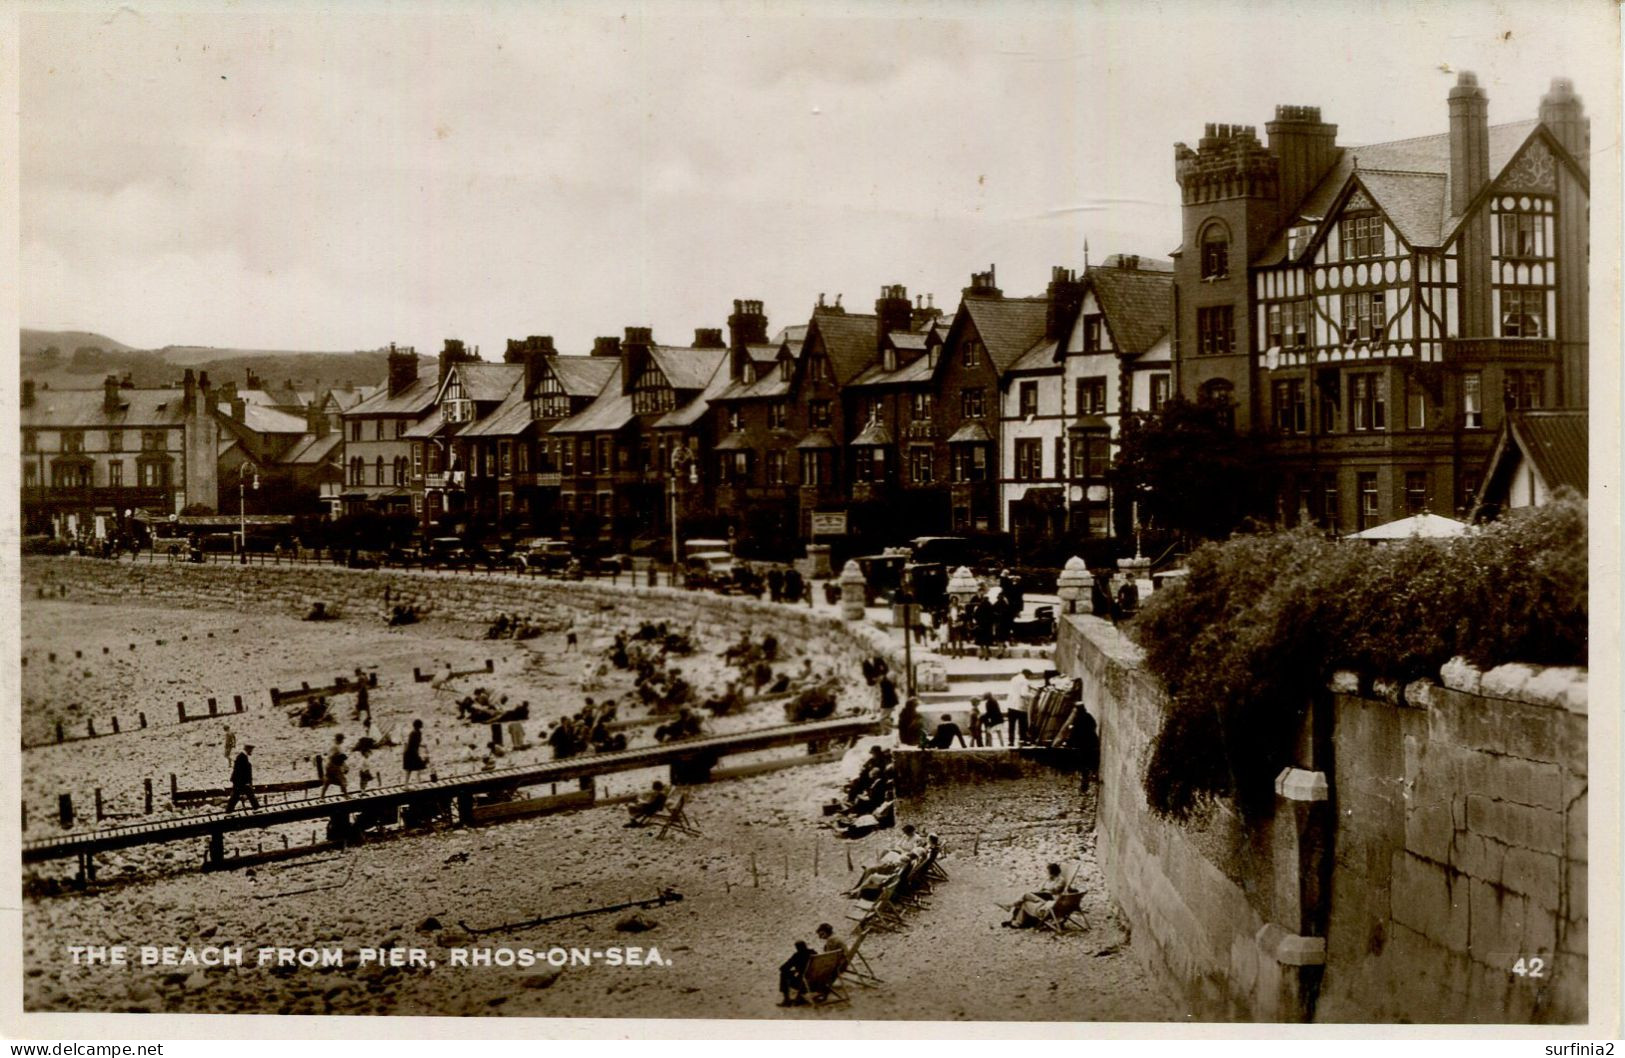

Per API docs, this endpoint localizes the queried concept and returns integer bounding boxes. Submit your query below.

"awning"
[795,429,839,450]
[1346,513,1470,541]
[946,422,993,444]
[340,490,369,500]
[1068,415,1110,432]
[714,433,754,451]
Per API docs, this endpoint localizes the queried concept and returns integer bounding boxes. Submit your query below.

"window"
[1357,472,1379,529]
[718,451,750,485]
[855,396,876,426]
[140,462,167,488]
[1019,381,1039,418]
[1350,373,1387,431]
[24,464,37,488]
[727,408,744,433]
[962,340,982,368]
[1266,300,1312,349]
[1014,439,1042,481]
[910,447,934,484]
[1506,369,1544,410]
[1071,433,1109,480]
[349,456,363,485]
[395,419,406,438]
[579,438,593,476]
[499,441,512,477]
[597,439,612,476]
[779,359,792,382]
[23,432,36,453]
[1406,381,1427,430]
[960,388,985,419]
[64,430,85,454]
[1082,315,1104,353]
[1321,475,1340,531]
[375,456,385,486]
[1342,291,1386,343]
[632,363,676,414]
[1463,372,1483,429]
[375,420,384,441]
[560,441,575,474]
[1199,379,1236,429]
[1405,471,1428,515]
[1076,377,1107,415]
[517,444,529,473]
[142,430,166,451]
[910,392,933,420]
[1197,306,1234,355]
[1501,288,1546,338]
[1498,211,1545,258]
[1200,227,1229,279]
[882,349,896,373]
[766,450,788,486]
[1150,374,1171,412]
[809,400,832,428]
[800,451,824,486]
[485,446,498,478]
[351,421,362,442]
[107,430,122,453]
[1273,379,1307,434]
[854,447,886,484]
[1340,214,1383,260]
[1460,469,1482,514]
[108,461,123,487]
[949,446,989,482]
[768,402,789,430]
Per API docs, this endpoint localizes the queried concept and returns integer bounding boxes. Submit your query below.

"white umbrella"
[1346,512,1470,541]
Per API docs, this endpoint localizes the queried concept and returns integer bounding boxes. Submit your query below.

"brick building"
[339,344,437,517]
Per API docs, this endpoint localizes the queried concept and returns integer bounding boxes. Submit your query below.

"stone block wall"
[1056,613,1588,1024]
[22,558,902,693]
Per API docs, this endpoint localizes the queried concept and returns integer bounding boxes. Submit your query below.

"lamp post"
[239,463,259,564]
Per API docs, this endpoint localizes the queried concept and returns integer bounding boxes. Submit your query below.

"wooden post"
[138,712,147,729]
[170,773,179,804]
[208,698,218,717]
[234,695,243,713]
[95,787,105,821]
[55,722,64,744]
[208,831,225,868]
[111,716,120,734]
[144,778,154,815]
[86,718,96,738]
[490,722,503,747]
[751,851,759,888]
[177,701,187,722]
[58,793,73,829]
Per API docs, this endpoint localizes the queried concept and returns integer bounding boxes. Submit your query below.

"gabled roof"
[451,362,524,403]
[545,355,619,398]
[795,429,839,449]
[1264,119,1544,263]
[459,384,534,438]
[744,343,783,363]
[1088,265,1173,356]
[221,402,308,435]
[847,350,935,389]
[321,386,378,412]
[1510,410,1588,493]
[21,387,191,428]
[648,346,727,392]
[887,332,928,351]
[961,297,1050,374]
[1007,338,1061,375]
[774,324,808,351]
[947,422,994,444]
[655,355,733,429]
[346,376,437,418]
[807,310,881,385]
[279,432,343,466]
[850,421,894,447]
[550,365,634,434]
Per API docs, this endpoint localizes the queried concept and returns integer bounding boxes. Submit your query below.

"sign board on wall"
[810,511,848,536]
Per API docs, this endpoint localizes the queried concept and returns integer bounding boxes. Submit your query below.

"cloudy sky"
[20,0,1617,357]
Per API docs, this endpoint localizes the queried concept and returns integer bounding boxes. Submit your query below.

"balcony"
[1446,337,1556,362]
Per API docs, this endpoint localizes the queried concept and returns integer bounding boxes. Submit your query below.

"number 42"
[1511,957,1547,978]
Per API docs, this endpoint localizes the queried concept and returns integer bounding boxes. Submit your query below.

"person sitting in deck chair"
[1003,862,1071,928]
[843,847,918,897]
[625,780,668,827]
[777,939,813,1006]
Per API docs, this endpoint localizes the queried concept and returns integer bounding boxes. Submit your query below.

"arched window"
[1200,222,1230,280]
[374,456,385,486]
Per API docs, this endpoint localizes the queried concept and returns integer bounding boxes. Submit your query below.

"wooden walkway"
[23,715,878,868]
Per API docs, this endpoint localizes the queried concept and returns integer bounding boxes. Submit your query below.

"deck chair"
[1036,889,1089,934]
[838,927,882,988]
[847,874,907,933]
[801,951,850,1006]
[894,856,932,912]
[924,845,950,883]
[655,792,701,839]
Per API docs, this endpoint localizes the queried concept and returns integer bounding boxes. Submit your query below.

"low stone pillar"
[838,560,867,621]
[1263,765,1331,1021]
[804,544,833,580]
[1056,555,1090,615]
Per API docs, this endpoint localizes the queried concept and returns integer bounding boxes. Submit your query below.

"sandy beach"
[22,594,1179,1021]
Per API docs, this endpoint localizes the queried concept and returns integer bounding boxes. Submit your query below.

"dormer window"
[883,349,896,372]
[779,359,792,382]
[742,363,757,384]
[1200,225,1229,279]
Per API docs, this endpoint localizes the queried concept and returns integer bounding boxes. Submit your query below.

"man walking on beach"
[225,745,257,812]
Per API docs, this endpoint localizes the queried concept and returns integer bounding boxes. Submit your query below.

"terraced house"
[1173,74,1589,529]
[709,300,803,555]
[338,344,436,518]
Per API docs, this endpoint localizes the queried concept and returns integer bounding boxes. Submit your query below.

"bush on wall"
[1130,490,1587,823]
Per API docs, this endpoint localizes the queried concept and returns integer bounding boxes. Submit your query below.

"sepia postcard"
[2,0,1620,1042]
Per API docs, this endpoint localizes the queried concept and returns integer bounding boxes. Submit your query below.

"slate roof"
[455,363,524,403]
[888,332,928,351]
[403,414,461,439]
[346,377,437,418]
[549,356,618,397]
[1510,410,1587,494]
[460,383,534,438]
[714,432,754,451]
[1007,338,1061,375]
[850,421,894,447]
[648,346,727,392]
[847,351,935,388]
[550,365,634,434]
[279,432,343,466]
[1261,119,1543,263]
[809,310,881,385]
[224,402,308,435]
[744,343,782,363]
[795,429,839,449]
[947,422,994,444]
[655,355,733,429]
[21,387,191,428]
[1089,265,1173,356]
[962,297,1050,375]
[322,387,378,412]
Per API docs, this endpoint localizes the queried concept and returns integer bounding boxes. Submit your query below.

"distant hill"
[19,329,410,396]
[21,328,133,356]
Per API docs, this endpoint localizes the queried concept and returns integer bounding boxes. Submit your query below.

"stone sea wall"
[1056,614,1588,1024]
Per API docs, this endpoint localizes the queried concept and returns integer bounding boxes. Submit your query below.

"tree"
[1108,396,1276,546]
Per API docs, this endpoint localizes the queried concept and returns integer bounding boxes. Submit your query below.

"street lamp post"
[239,463,259,564]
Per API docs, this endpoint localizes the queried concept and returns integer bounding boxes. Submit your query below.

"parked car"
[512,537,572,573]
[424,536,473,569]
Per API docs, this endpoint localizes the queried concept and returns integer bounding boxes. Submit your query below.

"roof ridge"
[1357,167,1446,177]
[1353,118,1534,152]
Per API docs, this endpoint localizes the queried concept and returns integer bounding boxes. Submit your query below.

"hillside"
[20,328,133,356]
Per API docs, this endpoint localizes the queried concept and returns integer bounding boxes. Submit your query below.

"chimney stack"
[875,284,913,350]
[520,336,555,397]
[1449,71,1490,216]
[693,328,725,349]
[103,375,121,414]
[1045,267,1085,341]
[727,299,769,350]
[22,379,35,408]
[182,369,197,414]
[306,402,329,438]
[963,265,1002,300]
[591,336,621,358]
[438,339,470,388]
[1539,77,1588,169]
[387,343,418,397]
[1267,104,1340,218]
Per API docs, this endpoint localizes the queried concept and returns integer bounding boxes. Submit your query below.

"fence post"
[208,698,218,717]
[139,712,147,729]
[144,778,154,815]
[58,793,73,829]
[177,701,187,722]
